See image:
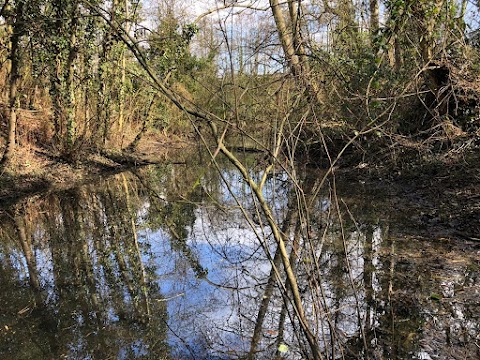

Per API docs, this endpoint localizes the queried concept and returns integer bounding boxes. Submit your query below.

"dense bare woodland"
[0,0,479,164]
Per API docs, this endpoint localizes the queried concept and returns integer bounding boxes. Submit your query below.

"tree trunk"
[391,35,403,71]
[1,3,22,166]
[269,0,302,77]
[118,0,129,142]
[269,0,322,105]
[338,0,357,31]
[125,94,155,152]
[414,0,450,117]
[370,0,379,51]
[65,4,79,152]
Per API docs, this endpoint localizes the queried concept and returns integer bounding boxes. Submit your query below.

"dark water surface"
[0,158,478,359]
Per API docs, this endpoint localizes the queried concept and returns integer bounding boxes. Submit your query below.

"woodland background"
[0,0,479,168]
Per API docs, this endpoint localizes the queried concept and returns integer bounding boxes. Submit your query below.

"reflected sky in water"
[0,159,478,359]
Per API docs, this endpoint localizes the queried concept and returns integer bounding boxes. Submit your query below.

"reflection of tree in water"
[0,174,170,359]
[181,164,479,360]
[135,164,209,278]
[0,162,478,359]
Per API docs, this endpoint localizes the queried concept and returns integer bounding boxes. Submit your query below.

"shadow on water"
[0,155,478,359]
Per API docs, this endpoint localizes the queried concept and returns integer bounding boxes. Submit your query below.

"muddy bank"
[334,148,480,242]
[0,136,192,206]
[2,137,479,244]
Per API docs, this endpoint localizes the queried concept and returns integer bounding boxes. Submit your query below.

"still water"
[0,157,478,359]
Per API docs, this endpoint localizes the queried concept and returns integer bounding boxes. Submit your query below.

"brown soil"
[0,134,193,206]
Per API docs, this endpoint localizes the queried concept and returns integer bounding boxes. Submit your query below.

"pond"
[0,155,479,359]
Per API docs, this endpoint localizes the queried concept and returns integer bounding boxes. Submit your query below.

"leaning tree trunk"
[269,0,323,106]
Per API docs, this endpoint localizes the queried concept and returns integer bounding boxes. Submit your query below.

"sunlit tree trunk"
[118,0,130,143]
[97,44,110,147]
[1,2,22,166]
[79,10,97,142]
[65,3,79,151]
[269,0,301,76]
[288,0,307,64]
[97,1,118,147]
[46,0,81,156]
[370,0,379,34]
[370,0,379,51]
[49,0,66,142]
[269,0,322,105]
[385,0,407,71]
[458,0,468,32]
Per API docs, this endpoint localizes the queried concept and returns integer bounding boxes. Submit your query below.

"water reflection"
[0,159,478,359]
